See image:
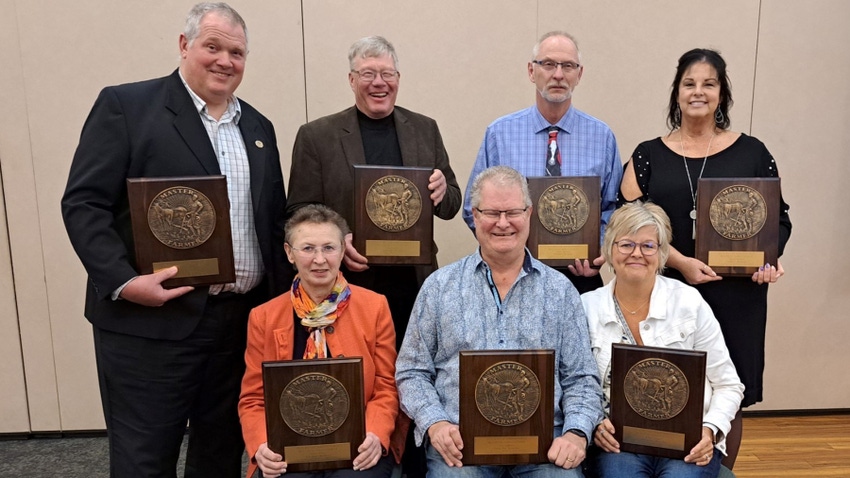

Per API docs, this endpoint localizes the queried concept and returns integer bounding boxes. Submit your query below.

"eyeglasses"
[531,60,581,73]
[614,240,659,256]
[474,207,529,221]
[288,244,342,257]
[352,69,399,82]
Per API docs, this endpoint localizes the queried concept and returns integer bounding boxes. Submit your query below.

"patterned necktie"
[546,126,561,176]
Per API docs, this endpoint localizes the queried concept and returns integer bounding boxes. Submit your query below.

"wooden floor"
[733,414,850,477]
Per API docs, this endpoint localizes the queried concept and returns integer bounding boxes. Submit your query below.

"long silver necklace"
[680,131,714,239]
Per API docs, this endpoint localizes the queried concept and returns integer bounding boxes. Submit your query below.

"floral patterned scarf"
[291,272,352,359]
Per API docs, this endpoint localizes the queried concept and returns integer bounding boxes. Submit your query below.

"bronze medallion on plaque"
[611,344,706,460]
[280,373,350,437]
[527,176,600,267]
[695,178,780,276]
[365,175,422,232]
[459,350,554,466]
[353,165,433,265]
[127,176,234,287]
[475,361,542,427]
[263,358,365,473]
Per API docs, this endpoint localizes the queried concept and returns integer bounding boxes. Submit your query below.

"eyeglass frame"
[474,207,530,221]
[531,59,581,73]
[351,69,400,82]
[613,240,659,256]
[286,243,343,257]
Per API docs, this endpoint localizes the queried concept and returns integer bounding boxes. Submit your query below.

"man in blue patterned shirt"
[462,31,623,294]
[397,166,603,477]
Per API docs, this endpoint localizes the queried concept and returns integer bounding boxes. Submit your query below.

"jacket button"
[643,324,650,330]
[326,326,334,334]
[680,332,685,338]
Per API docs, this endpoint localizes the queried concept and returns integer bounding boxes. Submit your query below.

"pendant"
[692,219,696,239]
[689,209,697,220]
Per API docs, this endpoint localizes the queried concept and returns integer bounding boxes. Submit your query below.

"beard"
[538,84,572,103]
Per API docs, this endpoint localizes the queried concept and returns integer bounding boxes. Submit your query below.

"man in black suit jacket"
[61,3,290,476]
[287,36,461,352]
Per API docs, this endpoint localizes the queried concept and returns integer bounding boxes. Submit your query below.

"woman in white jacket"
[581,201,743,478]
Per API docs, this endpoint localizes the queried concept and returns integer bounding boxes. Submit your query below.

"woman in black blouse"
[618,48,792,469]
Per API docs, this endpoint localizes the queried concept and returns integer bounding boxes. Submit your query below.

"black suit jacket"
[286,106,461,273]
[62,70,290,340]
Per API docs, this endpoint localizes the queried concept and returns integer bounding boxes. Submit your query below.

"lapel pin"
[255,140,264,149]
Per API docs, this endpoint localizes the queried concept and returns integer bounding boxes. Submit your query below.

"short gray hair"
[285,204,350,244]
[532,31,581,63]
[184,3,248,48]
[469,166,532,210]
[602,201,672,274]
[348,36,399,70]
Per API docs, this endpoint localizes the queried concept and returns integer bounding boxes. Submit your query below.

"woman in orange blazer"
[239,204,400,478]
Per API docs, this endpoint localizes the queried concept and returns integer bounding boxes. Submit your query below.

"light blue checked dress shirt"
[395,249,603,446]
[463,106,623,238]
[182,73,264,294]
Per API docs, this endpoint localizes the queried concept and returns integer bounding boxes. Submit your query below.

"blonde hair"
[603,201,672,274]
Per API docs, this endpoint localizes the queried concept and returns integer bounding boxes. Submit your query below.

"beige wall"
[0,0,846,432]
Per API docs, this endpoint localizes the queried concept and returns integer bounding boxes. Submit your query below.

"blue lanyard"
[485,267,503,310]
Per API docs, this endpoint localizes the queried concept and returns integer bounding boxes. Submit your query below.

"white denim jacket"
[581,275,744,453]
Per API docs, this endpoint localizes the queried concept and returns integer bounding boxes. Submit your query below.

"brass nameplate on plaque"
[474,436,539,455]
[622,426,685,451]
[284,443,352,464]
[153,258,220,278]
[127,176,234,288]
[707,251,765,268]
[611,344,705,460]
[538,244,589,260]
[365,240,421,257]
[527,177,600,267]
[460,350,554,466]
[263,358,364,473]
[353,166,434,265]
[696,178,780,276]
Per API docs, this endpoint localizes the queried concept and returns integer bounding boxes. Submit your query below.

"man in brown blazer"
[287,36,461,351]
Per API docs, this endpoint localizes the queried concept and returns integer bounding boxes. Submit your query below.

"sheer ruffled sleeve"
[617,142,652,206]
[758,144,792,256]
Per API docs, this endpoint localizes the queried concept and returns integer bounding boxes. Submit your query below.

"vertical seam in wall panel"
[749,0,763,135]
[5,0,35,432]
[300,0,309,122]
[0,155,30,430]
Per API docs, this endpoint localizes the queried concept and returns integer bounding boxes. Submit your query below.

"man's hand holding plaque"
[353,165,434,265]
[458,350,555,466]
[527,176,600,268]
[126,175,234,288]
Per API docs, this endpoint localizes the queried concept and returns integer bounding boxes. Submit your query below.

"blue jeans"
[593,448,721,478]
[425,443,584,478]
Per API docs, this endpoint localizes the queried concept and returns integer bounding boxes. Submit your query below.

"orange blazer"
[239,284,399,478]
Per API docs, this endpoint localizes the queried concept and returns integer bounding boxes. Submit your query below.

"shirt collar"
[178,70,242,123]
[532,104,576,135]
[474,247,539,277]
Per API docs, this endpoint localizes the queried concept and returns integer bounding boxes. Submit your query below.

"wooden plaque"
[695,178,780,276]
[527,176,600,267]
[611,344,706,460]
[353,165,434,265]
[262,358,365,473]
[459,350,555,466]
[126,176,234,288]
